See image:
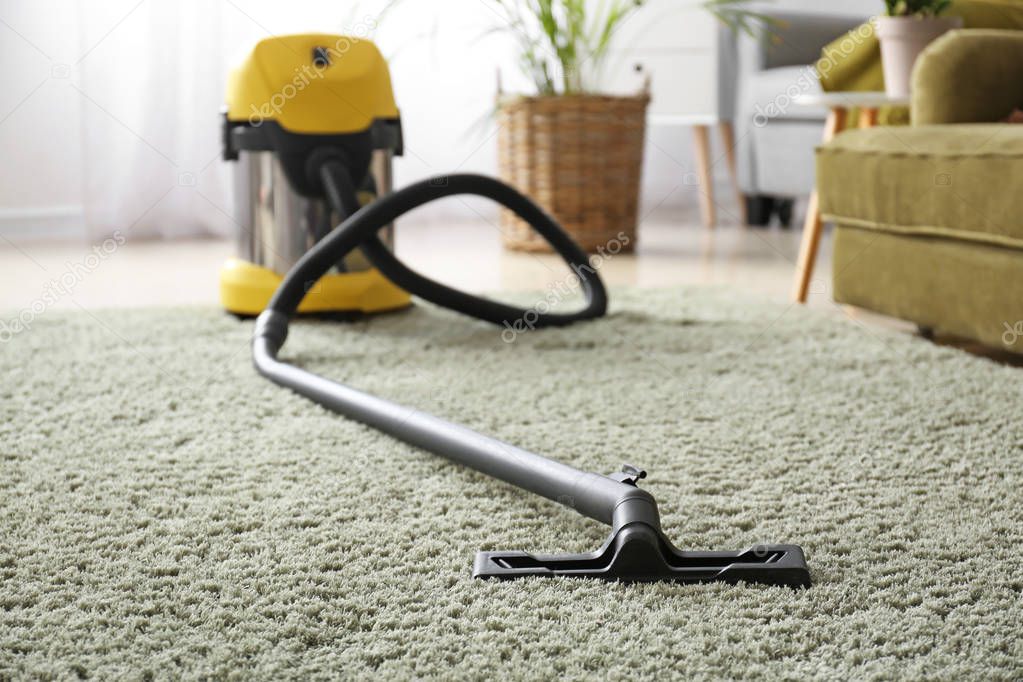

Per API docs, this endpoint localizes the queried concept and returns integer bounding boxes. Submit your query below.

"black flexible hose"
[265,160,607,325]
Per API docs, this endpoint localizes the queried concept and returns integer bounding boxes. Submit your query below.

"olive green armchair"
[817,29,1023,352]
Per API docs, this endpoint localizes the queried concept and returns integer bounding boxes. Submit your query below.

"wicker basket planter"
[497,93,649,253]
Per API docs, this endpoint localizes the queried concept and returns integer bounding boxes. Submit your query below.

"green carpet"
[2,289,1021,679]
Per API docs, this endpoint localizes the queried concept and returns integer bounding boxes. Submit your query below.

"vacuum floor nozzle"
[475,521,810,588]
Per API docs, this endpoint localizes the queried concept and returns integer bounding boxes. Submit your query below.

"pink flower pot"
[876,15,964,97]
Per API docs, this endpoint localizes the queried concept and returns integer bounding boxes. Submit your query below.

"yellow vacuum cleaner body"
[220,34,409,315]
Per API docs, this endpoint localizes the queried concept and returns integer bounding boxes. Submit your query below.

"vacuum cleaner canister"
[220,34,409,315]
[235,34,810,587]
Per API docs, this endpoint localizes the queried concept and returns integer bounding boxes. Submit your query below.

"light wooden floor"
[1,207,843,311]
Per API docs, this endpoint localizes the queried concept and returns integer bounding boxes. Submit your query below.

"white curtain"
[77,0,235,240]
[65,0,592,240]
[69,0,543,240]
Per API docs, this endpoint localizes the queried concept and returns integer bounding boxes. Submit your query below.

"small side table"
[790,92,910,303]
[649,114,746,229]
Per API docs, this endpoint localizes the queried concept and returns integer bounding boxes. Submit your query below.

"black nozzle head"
[474,523,811,589]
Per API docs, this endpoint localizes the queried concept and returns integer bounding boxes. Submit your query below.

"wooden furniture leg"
[858,106,879,129]
[692,124,716,228]
[792,106,847,303]
[717,121,746,225]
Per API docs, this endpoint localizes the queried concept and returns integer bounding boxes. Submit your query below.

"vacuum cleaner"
[222,34,810,587]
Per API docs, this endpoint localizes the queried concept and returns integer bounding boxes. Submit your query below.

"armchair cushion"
[818,124,1023,249]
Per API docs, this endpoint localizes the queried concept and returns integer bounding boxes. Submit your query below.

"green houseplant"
[488,0,765,96]
[884,0,952,16]
[489,0,765,252]
[877,0,962,96]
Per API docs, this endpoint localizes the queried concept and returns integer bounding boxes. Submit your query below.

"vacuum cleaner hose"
[267,160,607,325]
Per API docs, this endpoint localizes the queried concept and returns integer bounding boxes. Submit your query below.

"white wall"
[766,0,880,14]
[0,0,878,240]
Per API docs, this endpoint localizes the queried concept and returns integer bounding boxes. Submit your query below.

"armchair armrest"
[913,29,1023,124]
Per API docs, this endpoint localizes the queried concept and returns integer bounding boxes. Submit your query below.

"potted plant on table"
[489,0,764,253]
[877,0,963,97]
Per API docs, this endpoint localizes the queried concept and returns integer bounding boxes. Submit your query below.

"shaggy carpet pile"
[1,289,1021,679]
